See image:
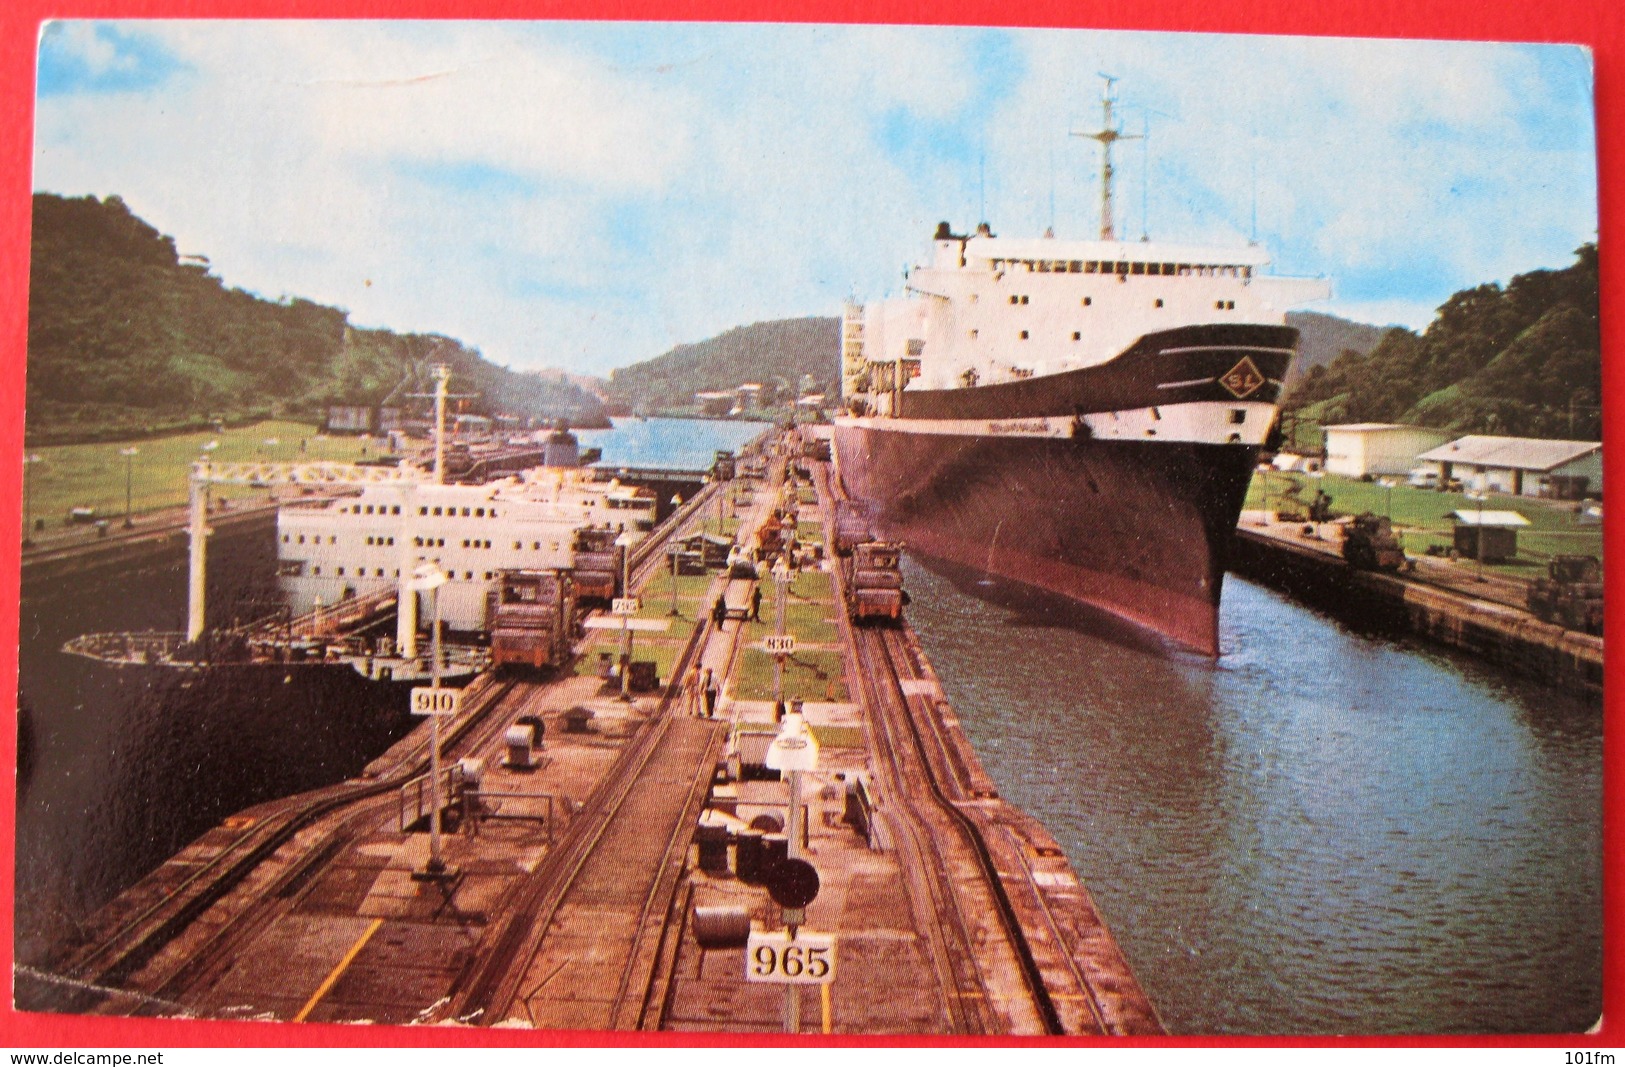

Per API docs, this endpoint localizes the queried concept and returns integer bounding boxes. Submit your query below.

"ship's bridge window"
[462,507,471,517]
[376,568,384,577]
[365,505,374,514]
[969,329,978,340]
[337,567,345,576]
[1082,297,1093,307]
[433,506,443,516]
[1019,330,1029,340]
[392,506,400,515]
[1242,266,1252,279]
[312,566,321,576]
[1155,299,1165,308]
[476,507,485,517]
[420,506,428,516]
[298,534,305,544]
[282,534,290,543]
[1131,262,1145,275]
[1230,409,1247,424]
[1072,331,1082,341]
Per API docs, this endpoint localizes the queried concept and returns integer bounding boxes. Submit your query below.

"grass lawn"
[23,420,375,531]
[574,636,688,686]
[1246,469,1603,577]
[786,569,833,603]
[633,574,718,619]
[736,648,849,702]
[808,724,864,748]
[740,603,841,646]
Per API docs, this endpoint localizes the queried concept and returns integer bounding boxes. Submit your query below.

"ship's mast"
[1072,74,1140,241]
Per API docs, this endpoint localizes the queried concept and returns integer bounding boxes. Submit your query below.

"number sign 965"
[745,930,836,984]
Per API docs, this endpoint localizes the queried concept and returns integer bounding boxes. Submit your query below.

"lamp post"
[1465,489,1487,582]
[120,447,139,528]
[1378,477,1398,554]
[21,453,41,547]
[616,531,636,701]
[669,495,683,616]
[408,563,452,878]
[772,557,791,706]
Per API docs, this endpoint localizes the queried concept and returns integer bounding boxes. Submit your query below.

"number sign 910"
[745,930,836,984]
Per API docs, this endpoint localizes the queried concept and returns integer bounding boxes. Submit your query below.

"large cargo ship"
[832,81,1331,655]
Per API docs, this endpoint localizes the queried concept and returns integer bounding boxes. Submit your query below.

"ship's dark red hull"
[831,424,1260,655]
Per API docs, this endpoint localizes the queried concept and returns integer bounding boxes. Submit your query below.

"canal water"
[576,416,774,472]
[902,555,1602,1035]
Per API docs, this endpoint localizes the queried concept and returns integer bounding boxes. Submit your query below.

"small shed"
[1450,509,1531,562]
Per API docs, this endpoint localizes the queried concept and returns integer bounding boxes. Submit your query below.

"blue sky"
[33,21,1598,377]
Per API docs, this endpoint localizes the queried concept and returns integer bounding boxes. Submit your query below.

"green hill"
[25,192,605,445]
[1284,310,1390,387]
[606,317,839,414]
[1285,245,1599,440]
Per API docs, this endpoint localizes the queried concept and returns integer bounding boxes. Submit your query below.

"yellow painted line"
[821,982,832,1034]
[293,918,384,1023]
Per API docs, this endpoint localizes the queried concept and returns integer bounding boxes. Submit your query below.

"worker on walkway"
[702,669,720,718]
[750,584,762,621]
[712,595,727,628]
[682,663,702,717]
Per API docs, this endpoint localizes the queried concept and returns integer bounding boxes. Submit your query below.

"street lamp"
[616,531,636,701]
[21,453,41,547]
[1465,489,1488,582]
[771,556,791,706]
[1378,477,1398,553]
[669,494,683,616]
[408,563,452,877]
[120,447,139,528]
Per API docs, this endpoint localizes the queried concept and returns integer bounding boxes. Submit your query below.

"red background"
[0,0,1617,1049]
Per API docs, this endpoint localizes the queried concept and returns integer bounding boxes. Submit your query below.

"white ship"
[834,79,1332,654]
[276,466,654,633]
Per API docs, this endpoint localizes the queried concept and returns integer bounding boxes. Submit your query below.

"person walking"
[712,595,727,628]
[750,583,762,622]
[702,669,720,719]
[682,663,702,717]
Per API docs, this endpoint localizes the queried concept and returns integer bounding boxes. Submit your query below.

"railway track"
[33,673,524,1012]
[445,562,723,1028]
[818,459,1099,1037]
[26,458,747,1021]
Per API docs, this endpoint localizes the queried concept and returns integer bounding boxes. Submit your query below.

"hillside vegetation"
[605,317,839,414]
[1286,245,1600,440]
[26,193,604,444]
[1284,310,1389,386]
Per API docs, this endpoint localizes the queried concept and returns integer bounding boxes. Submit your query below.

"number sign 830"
[745,930,836,984]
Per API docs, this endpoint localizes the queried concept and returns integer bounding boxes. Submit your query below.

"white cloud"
[32,22,1597,377]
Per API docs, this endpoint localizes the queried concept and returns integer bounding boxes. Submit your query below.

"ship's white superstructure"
[277,467,654,631]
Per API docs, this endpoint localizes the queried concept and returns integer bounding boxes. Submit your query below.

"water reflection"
[903,554,1601,1034]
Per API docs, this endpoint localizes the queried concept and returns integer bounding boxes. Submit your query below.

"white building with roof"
[1415,435,1603,499]
[1322,423,1452,478]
